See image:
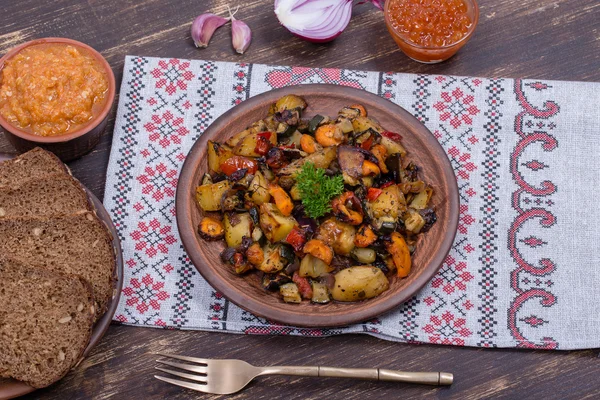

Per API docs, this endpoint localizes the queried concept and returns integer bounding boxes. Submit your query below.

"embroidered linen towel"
[105,56,600,349]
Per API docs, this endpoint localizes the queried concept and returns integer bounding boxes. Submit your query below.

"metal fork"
[154,353,453,395]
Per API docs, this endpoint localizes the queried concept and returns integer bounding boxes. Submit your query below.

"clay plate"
[0,154,123,400]
[176,84,459,328]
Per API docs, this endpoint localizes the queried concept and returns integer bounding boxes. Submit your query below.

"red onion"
[274,0,354,43]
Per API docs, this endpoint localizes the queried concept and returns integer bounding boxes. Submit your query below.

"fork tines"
[154,353,210,391]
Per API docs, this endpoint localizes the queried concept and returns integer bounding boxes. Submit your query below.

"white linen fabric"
[104,56,600,349]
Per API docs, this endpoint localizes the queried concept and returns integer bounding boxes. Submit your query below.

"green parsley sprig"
[296,162,344,219]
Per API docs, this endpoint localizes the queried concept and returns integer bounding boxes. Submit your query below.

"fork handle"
[257,366,452,386]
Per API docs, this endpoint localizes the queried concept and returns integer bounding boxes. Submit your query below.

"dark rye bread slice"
[0,174,92,219]
[0,148,69,189]
[0,257,95,388]
[0,212,115,318]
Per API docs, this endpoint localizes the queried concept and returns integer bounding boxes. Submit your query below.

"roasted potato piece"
[368,184,402,219]
[275,94,307,113]
[233,131,277,157]
[409,187,433,210]
[198,217,224,241]
[207,141,234,173]
[331,266,389,302]
[224,212,252,248]
[351,116,383,134]
[316,218,356,256]
[380,135,407,157]
[404,208,426,234]
[279,282,302,303]
[257,244,286,273]
[351,247,376,264]
[299,254,334,278]
[259,203,297,243]
[195,181,232,212]
[278,146,337,177]
[226,127,252,148]
[248,171,271,205]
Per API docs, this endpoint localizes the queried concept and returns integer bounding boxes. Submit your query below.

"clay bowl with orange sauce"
[0,38,115,161]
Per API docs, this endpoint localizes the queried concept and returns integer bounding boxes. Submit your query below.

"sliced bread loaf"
[0,212,116,317]
[0,174,92,219]
[0,148,69,188]
[0,257,95,388]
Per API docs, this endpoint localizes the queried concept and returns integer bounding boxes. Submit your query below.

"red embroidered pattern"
[507,80,560,349]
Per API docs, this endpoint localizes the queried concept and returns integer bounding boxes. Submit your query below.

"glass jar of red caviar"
[384,0,479,63]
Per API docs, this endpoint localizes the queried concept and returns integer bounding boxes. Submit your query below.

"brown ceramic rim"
[177,84,459,328]
[0,38,116,143]
[0,153,123,400]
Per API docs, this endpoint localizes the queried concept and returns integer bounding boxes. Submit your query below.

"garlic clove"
[191,13,229,48]
[231,18,252,54]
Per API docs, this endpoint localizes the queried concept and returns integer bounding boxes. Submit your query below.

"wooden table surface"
[2,0,599,398]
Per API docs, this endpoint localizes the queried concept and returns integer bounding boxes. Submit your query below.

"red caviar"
[389,0,472,47]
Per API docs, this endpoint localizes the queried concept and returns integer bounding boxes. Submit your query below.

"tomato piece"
[219,155,258,176]
[285,226,307,252]
[380,181,394,189]
[292,272,313,299]
[381,131,403,142]
[254,134,272,156]
[366,187,383,201]
[361,135,374,150]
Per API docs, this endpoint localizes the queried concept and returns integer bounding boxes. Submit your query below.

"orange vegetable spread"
[0,44,109,137]
[388,0,473,47]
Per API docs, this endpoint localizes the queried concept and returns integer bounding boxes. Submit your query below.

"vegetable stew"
[194,94,436,304]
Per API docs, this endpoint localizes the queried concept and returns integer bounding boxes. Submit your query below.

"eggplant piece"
[249,206,260,225]
[379,221,397,234]
[373,260,391,275]
[220,247,236,264]
[338,106,361,120]
[282,148,306,161]
[297,119,310,133]
[277,121,297,138]
[275,109,300,126]
[285,259,301,275]
[228,168,248,182]
[221,189,243,212]
[338,145,365,179]
[266,147,287,169]
[403,162,419,182]
[262,273,292,291]
[308,115,325,134]
[279,243,296,266]
[420,208,437,232]
[385,153,403,183]
[311,282,331,304]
